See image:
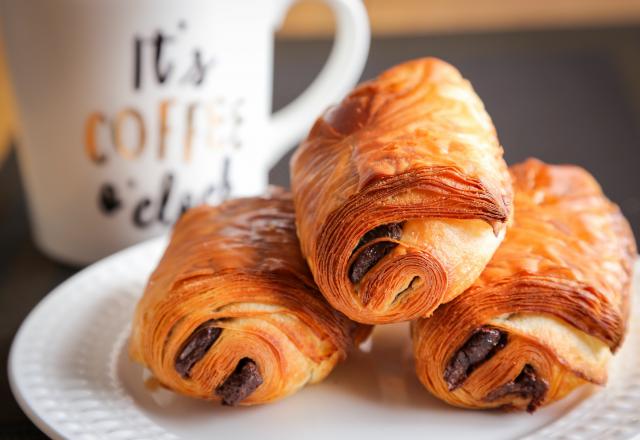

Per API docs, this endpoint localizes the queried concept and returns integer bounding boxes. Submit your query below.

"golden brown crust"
[291,57,512,324]
[412,159,636,411]
[129,191,366,406]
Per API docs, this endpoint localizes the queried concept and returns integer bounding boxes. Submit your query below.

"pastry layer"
[291,57,512,324]
[412,159,636,411]
[129,191,366,406]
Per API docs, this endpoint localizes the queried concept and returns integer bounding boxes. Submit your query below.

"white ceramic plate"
[9,237,640,440]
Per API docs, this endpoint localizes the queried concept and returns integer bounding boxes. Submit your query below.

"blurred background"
[2,0,640,437]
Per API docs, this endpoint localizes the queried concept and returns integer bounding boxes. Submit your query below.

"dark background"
[1,26,639,438]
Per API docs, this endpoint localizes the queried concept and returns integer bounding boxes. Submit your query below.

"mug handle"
[266,0,370,168]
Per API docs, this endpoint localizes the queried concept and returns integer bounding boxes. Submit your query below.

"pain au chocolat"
[412,159,636,412]
[290,57,512,324]
[129,191,367,406]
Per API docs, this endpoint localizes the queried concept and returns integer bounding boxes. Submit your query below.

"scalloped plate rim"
[7,236,640,440]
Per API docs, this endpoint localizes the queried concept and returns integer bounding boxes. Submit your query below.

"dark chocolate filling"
[444,327,507,390]
[215,358,263,406]
[175,321,222,378]
[356,222,404,249]
[349,222,403,284]
[485,364,549,413]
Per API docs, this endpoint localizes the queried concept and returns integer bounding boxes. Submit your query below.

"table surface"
[1,26,640,438]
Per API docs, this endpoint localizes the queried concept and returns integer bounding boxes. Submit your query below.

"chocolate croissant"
[129,191,366,406]
[412,159,636,412]
[291,57,512,324]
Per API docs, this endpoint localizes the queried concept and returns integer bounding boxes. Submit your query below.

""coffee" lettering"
[84,98,243,164]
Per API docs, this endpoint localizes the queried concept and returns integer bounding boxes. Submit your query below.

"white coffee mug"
[0,0,369,265]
